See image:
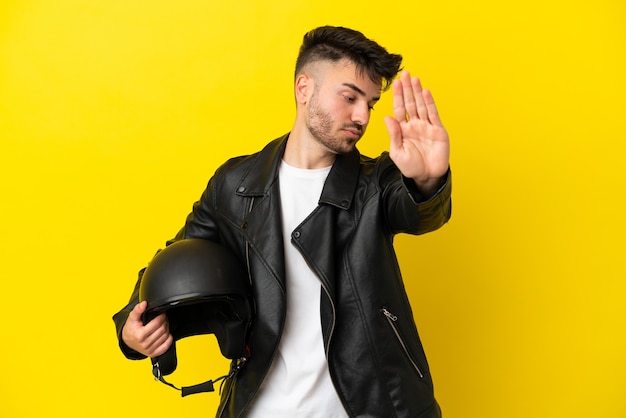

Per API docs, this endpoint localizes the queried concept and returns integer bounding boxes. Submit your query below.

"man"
[114,26,451,417]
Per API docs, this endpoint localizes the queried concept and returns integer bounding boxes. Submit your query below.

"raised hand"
[384,71,450,196]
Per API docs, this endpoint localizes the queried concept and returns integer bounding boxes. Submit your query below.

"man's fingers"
[133,315,171,357]
[422,89,443,127]
[151,333,174,358]
[393,72,431,122]
[401,72,419,120]
[411,76,429,120]
[141,326,173,358]
[123,302,173,357]
[142,313,169,341]
[392,78,407,122]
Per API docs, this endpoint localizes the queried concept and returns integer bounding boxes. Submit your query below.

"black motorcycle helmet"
[139,238,253,396]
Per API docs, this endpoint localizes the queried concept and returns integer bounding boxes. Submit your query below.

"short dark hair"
[295,26,403,92]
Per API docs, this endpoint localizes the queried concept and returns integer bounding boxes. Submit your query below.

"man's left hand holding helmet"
[122,300,173,358]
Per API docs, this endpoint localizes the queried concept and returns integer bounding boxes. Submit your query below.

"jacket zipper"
[321,278,352,415]
[320,282,336,358]
[381,308,424,379]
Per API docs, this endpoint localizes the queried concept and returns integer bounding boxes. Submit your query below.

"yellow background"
[1,0,624,417]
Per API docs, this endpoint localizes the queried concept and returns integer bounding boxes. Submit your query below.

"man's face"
[305,60,382,154]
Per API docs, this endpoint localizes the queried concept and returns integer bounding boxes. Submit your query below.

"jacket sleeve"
[111,268,148,360]
[381,157,452,235]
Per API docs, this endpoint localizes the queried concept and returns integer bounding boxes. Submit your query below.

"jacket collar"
[236,133,360,210]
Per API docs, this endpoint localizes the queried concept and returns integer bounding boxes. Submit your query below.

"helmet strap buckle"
[150,356,249,397]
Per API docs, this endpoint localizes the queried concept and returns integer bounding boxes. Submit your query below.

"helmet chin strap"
[151,356,248,397]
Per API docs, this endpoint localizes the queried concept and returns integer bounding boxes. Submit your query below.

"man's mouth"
[343,127,363,140]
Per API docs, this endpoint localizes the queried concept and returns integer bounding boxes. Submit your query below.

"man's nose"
[352,102,370,127]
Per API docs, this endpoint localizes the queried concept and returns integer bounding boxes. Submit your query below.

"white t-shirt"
[245,160,348,418]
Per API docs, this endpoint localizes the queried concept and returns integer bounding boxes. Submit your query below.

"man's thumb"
[129,300,147,322]
[385,116,403,151]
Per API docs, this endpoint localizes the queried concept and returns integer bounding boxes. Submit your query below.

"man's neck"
[283,126,336,169]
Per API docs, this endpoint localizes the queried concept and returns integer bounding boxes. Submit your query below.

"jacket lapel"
[233,134,362,297]
[236,135,288,290]
[293,149,362,301]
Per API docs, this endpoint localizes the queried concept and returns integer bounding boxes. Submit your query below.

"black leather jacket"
[114,134,451,417]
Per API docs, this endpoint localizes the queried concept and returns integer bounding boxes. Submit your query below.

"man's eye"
[344,95,355,103]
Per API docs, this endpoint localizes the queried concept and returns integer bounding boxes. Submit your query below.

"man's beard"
[306,94,363,154]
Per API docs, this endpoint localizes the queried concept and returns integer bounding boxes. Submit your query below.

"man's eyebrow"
[342,83,380,102]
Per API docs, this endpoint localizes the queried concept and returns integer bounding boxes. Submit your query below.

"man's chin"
[336,140,359,154]
[317,134,361,155]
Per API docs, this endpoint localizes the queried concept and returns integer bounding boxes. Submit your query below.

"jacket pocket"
[381,307,425,379]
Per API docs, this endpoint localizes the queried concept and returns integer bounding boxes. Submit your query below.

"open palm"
[385,71,450,193]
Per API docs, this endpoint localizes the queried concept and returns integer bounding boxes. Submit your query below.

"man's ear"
[295,73,312,104]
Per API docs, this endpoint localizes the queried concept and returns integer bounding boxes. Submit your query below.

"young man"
[114,26,451,417]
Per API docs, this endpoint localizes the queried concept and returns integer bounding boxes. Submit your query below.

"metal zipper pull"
[381,307,424,378]
[382,307,397,321]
